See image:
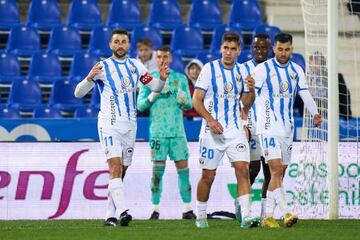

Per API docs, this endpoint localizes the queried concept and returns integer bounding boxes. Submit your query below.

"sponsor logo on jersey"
[121,76,131,87]
[224,82,234,94]
[265,100,271,130]
[110,95,116,125]
[280,81,289,93]
[236,143,247,152]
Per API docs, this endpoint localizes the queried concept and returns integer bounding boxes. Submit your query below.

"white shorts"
[249,134,262,161]
[199,131,250,170]
[98,120,136,166]
[259,134,293,165]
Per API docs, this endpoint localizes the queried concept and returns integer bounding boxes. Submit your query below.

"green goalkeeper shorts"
[149,137,189,161]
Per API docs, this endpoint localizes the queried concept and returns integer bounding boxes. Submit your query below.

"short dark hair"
[274,33,293,44]
[253,33,271,41]
[221,32,242,46]
[136,38,153,48]
[110,28,129,42]
[156,45,171,53]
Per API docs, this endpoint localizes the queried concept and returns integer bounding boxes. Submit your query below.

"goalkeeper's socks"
[273,187,288,215]
[237,194,251,220]
[265,191,276,217]
[177,167,191,203]
[105,188,116,220]
[151,163,165,205]
[109,178,127,217]
[196,201,207,219]
[261,198,267,218]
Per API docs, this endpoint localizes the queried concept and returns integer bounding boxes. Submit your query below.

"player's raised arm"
[74,62,103,98]
[140,61,170,92]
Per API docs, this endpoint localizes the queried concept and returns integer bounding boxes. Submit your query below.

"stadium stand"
[49,78,84,112]
[74,106,99,118]
[228,0,263,31]
[33,105,63,118]
[0,52,21,85]
[8,79,43,112]
[26,0,61,31]
[188,0,223,30]
[147,0,184,30]
[130,26,163,55]
[210,25,245,53]
[88,25,112,57]
[28,52,63,85]
[170,25,205,58]
[67,0,102,31]
[0,0,20,30]
[107,0,143,30]
[170,53,185,73]
[7,25,41,56]
[48,26,82,56]
[69,52,99,81]
[0,105,20,118]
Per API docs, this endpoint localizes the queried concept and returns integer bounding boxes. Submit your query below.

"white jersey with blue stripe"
[195,59,249,139]
[239,59,258,135]
[94,57,148,129]
[253,57,308,138]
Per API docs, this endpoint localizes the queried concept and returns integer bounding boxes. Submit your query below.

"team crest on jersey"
[290,72,297,80]
[130,67,136,74]
[236,143,247,152]
[279,81,289,93]
[121,76,131,87]
[224,82,234,94]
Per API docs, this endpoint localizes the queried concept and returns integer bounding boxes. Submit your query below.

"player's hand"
[177,90,188,106]
[86,62,103,82]
[245,76,255,92]
[313,114,322,127]
[208,119,224,134]
[158,61,170,81]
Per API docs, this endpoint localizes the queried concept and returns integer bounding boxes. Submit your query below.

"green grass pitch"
[0,219,359,240]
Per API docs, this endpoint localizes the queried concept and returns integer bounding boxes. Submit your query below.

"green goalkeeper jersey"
[137,69,192,138]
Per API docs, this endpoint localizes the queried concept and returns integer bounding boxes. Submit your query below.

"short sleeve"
[195,63,211,92]
[253,63,267,89]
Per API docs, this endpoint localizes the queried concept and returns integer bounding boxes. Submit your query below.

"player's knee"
[271,165,283,178]
[109,164,122,178]
[201,171,216,185]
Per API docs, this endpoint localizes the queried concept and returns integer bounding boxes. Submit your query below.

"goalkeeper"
[137,46,196,220]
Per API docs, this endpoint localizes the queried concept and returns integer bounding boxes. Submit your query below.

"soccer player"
[237,34,272,219]
[74,29,170,227]
[136,38,157,73]
[251,33,322,228]
[137,46,196,220]
[193,32,261,228]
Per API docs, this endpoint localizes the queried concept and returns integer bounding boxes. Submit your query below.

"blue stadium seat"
[28,52,62,84]
[48,26,82,56]
[130,26,163,54]
[0,52,21,85]
[67,0,102,31]
[188,0,223,30]
[170,26,205,57]
[26,0,61,31]
[197,51,221,64]
[107,0,143,30]
[49,79,84,112]
[237,49,253,63]
[69,52,99,81]
[210,25,244,53]
[33,105,63,118]
[74,106,99,118]
[228,0,262,31]
[8,79,43,111]
[169,53,185,73]
[148,0,183,30]
[7,25,41,56]
[0,0,20,30]
[0,105,20,118]
[90,87,100,108]
[88,25,112,57]
[253,23,281,45]
[291,53,306,72]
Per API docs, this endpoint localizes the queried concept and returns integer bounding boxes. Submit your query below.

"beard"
[113,48,127,59]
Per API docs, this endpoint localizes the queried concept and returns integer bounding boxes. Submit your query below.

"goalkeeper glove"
[176,90,188,107]
[147,92,160,103]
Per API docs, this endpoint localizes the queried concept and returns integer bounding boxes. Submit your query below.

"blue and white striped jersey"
[239,59,258,135]
[253,57,308,138]
[195,59,249,139]
[94,57,152,129]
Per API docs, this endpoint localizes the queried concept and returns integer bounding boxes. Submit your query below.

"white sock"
[265,191,276,217]
[152,204,160,213]
[237,194,251,220]
[109,178,127,217]
[260,198,267,218]
[183,203,192,213]
[105,188,116,220]
[196,201,207,219]
[273,187,288,215]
